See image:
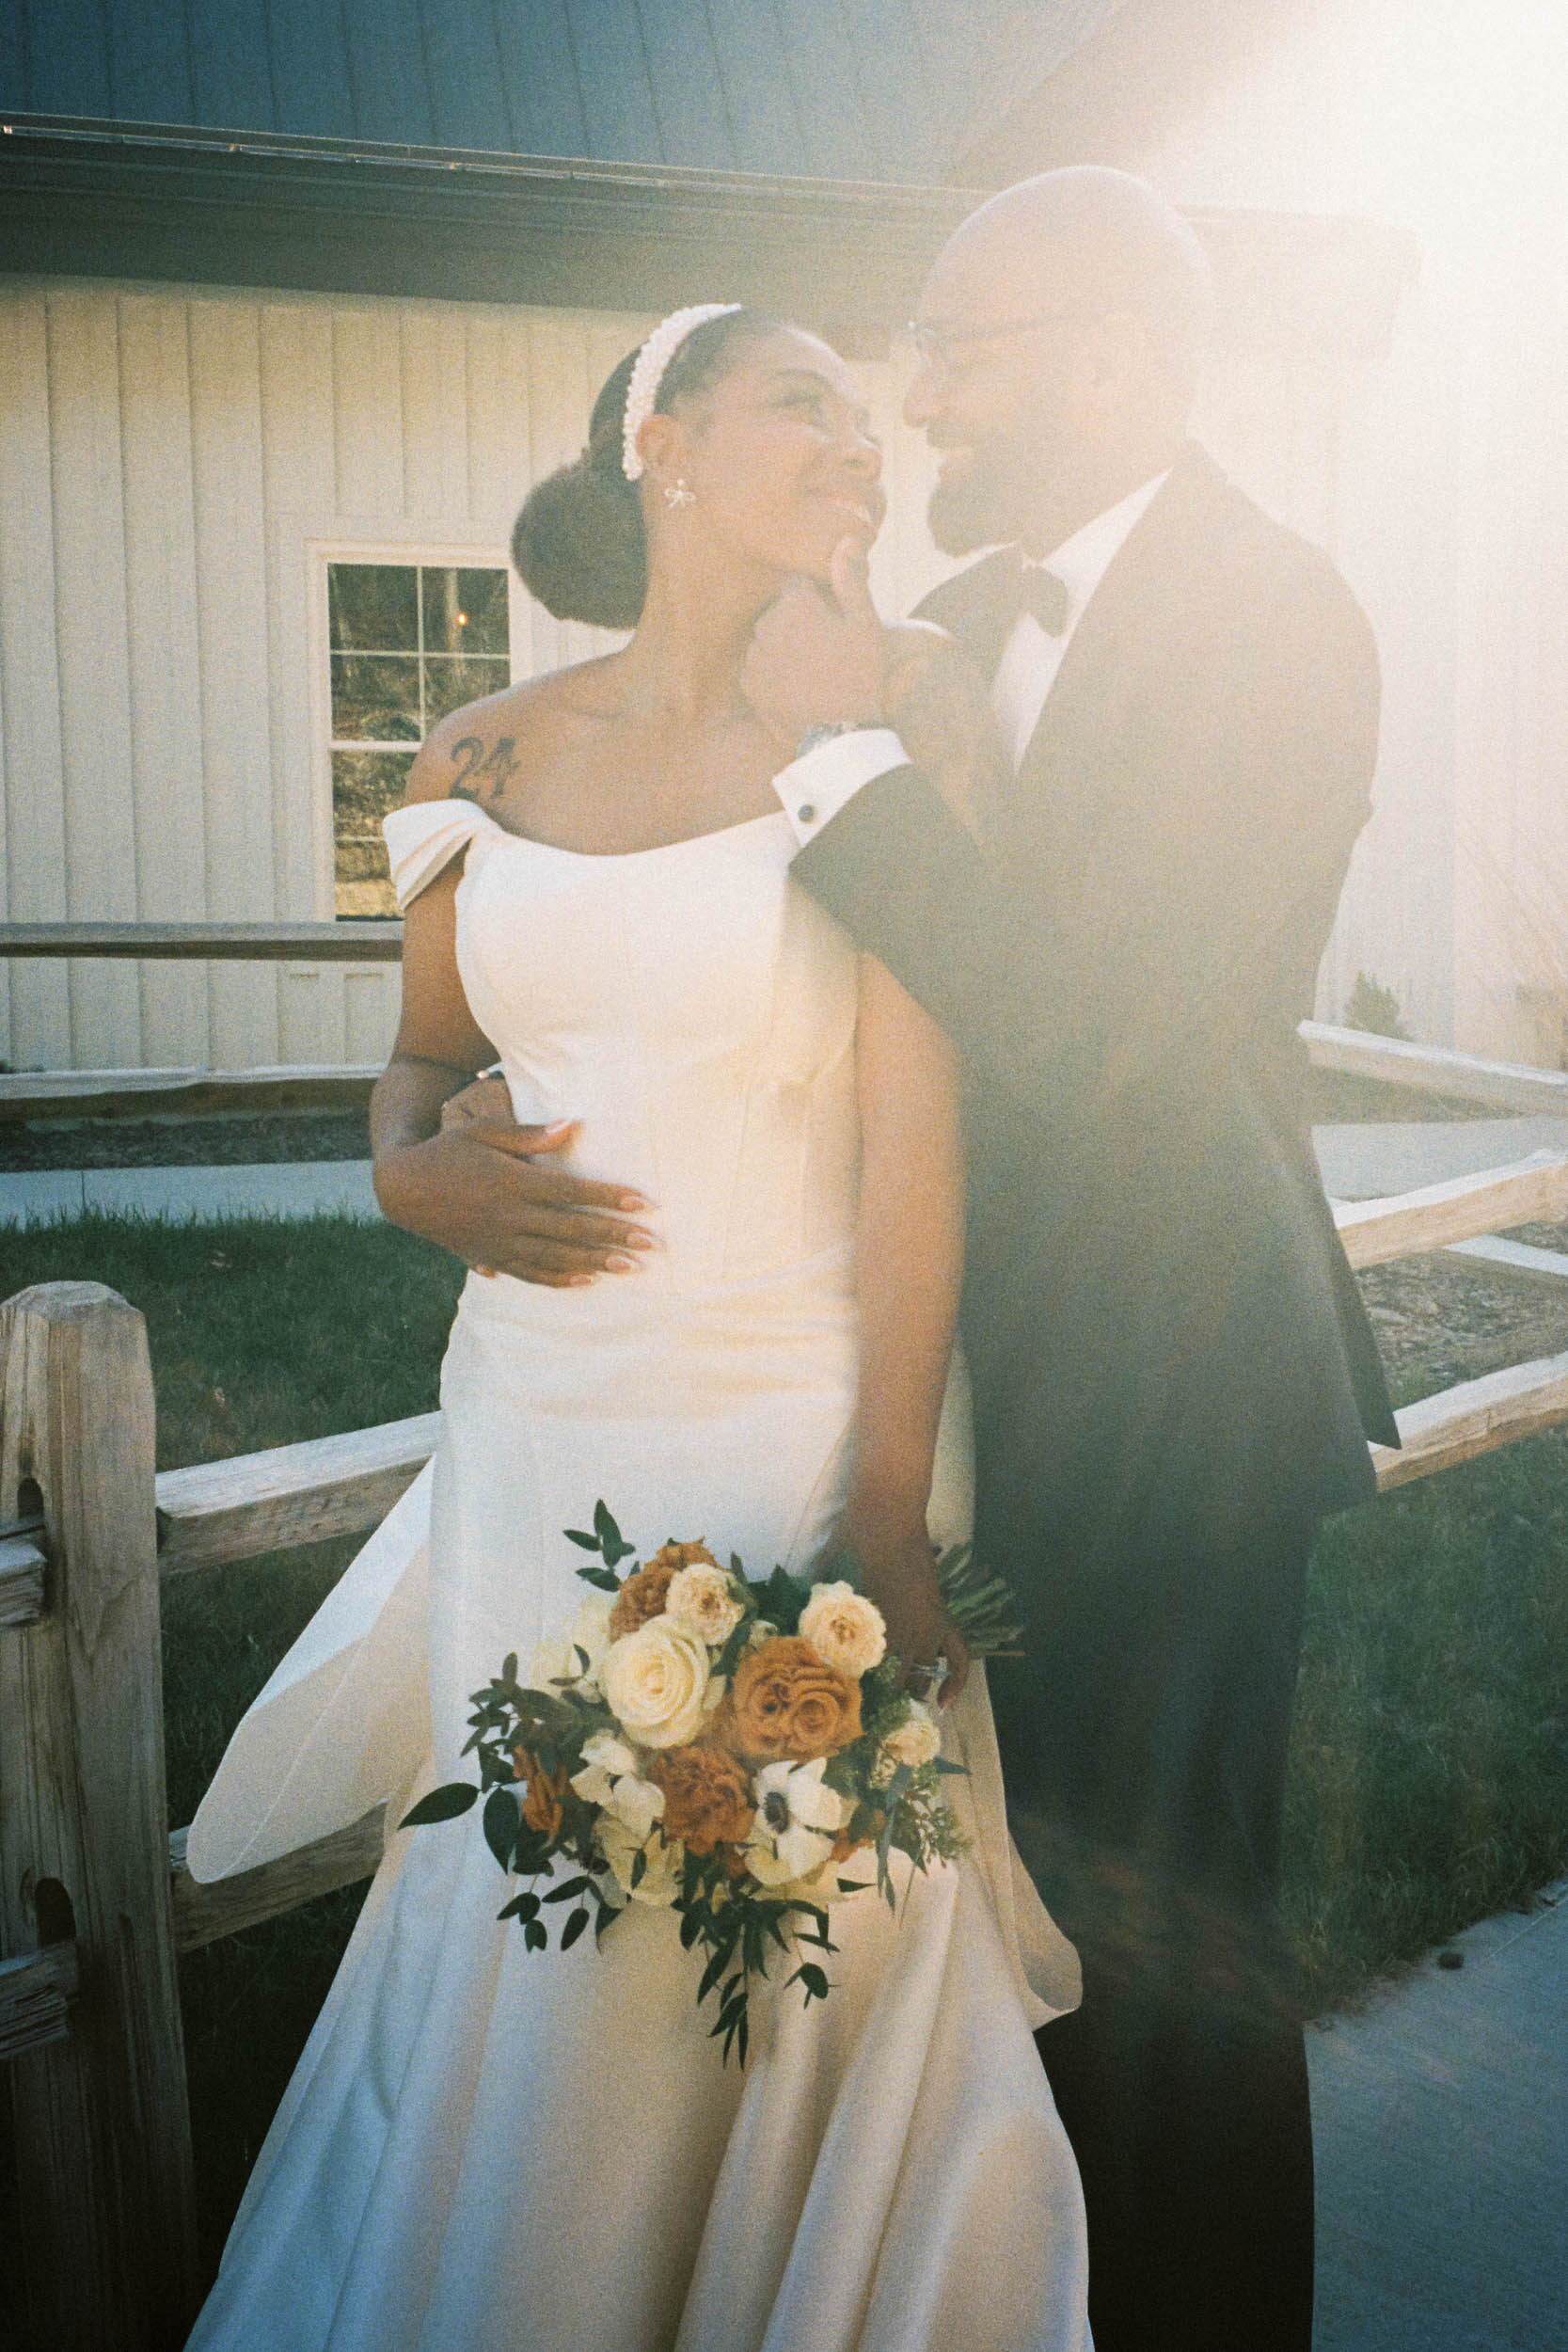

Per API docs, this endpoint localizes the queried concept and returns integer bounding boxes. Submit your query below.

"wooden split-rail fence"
[2,939,1568,2344]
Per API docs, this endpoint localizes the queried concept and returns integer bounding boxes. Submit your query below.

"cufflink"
[797,803,817,825]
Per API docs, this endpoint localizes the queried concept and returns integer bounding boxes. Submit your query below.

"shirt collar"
[1023,469,1171,621]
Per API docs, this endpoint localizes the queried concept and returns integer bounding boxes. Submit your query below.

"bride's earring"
[663,478,696,508]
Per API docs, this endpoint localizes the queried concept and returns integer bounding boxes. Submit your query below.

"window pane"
[331,653,421,742]
[329,564,419,652]
[333,749,414,917]
[422,565,509,657]
[421,654,512,731]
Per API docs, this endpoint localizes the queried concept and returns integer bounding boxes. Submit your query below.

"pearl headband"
[621,303,743,482]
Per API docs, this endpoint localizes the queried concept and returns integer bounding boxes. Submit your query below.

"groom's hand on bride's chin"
[740,537,888,745]
[373,1113,657,1289]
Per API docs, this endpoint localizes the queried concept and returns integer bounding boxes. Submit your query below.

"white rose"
[598,1816,683,1906]
[665,1561,745,1646]
[799,1581,887,1678]
[879,1701,942,1772]
[602,1617,713,1749]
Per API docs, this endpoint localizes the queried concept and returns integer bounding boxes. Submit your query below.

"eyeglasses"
[900,309,1094,373]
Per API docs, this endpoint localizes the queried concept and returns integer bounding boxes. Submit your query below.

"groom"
[740,168,1398,2351]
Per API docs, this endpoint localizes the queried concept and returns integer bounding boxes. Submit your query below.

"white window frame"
[307,540,526,919]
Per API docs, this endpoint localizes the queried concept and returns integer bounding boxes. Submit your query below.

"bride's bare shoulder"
[400,655,621,807]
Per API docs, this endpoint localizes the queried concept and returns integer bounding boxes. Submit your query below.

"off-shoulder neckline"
[389,798,789,863]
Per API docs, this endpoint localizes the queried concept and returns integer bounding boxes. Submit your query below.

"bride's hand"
[830,1508,970,1707]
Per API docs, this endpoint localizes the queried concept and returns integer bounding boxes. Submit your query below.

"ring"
[912,1654,949,1700]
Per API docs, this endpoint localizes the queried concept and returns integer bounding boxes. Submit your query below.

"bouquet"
[403,1502,1019,2064]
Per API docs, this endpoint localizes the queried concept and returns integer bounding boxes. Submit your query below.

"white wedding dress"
[184,798,1090,2352]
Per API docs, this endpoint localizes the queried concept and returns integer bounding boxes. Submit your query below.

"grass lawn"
[3,1211,1567,2278]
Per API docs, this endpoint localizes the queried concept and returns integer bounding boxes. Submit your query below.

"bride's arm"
[837,952,971,1702]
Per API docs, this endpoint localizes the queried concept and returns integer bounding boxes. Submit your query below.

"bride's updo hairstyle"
[511,306,782,630]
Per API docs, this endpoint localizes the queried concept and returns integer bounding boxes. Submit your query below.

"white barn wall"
[1134,0,1568,1063]
[0,278,944,1073]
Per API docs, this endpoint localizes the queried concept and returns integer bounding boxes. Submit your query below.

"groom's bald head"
[942,169,1214,390]
[910,168,1215,557]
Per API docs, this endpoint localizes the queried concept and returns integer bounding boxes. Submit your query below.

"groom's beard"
[927,430,1040,556]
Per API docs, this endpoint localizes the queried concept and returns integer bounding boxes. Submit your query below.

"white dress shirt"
[773,469,1170,844]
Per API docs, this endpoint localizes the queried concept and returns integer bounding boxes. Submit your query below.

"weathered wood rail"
[3,1030,1568,2345]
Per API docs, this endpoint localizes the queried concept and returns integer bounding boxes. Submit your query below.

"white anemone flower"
[531,1595,614,1694]
[598,1815,683,1906]
[747,1756,846,1886]
[569,1729,645,1810]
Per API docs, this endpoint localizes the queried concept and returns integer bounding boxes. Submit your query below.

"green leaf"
[483,1786,521,1870]
[561,1907,591,1950]
[591,1501,636,1566]
[755,1564,810,1634]
[497,1890,540,1922]
[523,1918,548,1952]
[789,1962,830,2003]
[400,1782,479,1828]
[564,1526,600,1550]
[697,1940,738,2007]
[630,1846,647,1891]
[500,1650,518,1684]
[577,1565,622,1594]
[542,1873,594,1904]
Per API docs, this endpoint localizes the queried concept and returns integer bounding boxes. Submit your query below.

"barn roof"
[0,0,1125,185]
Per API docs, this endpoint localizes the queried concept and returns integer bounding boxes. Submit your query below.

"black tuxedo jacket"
[795,444,1396,1579]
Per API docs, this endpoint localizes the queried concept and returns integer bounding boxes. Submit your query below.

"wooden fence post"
[0,1282,198,2348]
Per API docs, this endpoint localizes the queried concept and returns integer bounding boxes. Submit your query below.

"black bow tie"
[1007,563,1070,636]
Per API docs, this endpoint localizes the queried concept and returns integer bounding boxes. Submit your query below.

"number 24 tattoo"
[450,736,521,803]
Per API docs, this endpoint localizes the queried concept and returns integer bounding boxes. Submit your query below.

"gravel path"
[1356,1238,1568,1401]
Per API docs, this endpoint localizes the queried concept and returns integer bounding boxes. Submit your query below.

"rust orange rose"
[729,1635,863,1762]
[608,1542,721,1640]
[513,1748,570,1838]
[646,1744,756,1855]
[608,1559,676,1640]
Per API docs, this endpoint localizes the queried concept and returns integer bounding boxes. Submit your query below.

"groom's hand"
[741,537,889,745]
[831,1512,971,1706]
[374,1107,657,1288]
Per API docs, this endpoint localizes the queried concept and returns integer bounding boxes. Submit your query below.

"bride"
[184,305,1089,2352]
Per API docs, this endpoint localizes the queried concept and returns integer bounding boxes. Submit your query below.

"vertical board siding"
[116,294,209,1065]
[44,291,142,1064]
[400,310,471,527]
[188,299,279,1068]
[333,310,404,522]
[0,282,954,1070]
[261,303,337,914]
[0,287,71,1068]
